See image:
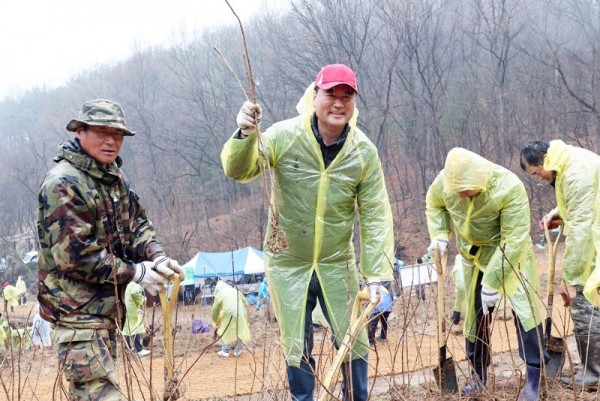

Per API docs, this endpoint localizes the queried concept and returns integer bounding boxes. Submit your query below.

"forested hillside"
[1,0,596,263]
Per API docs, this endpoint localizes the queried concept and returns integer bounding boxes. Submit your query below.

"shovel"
[543,223,565,378]
[318,286,378,401]
[432,249,459,393]
[159,274,181,400]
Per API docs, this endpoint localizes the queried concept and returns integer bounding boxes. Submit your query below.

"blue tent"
[184,247,265,279]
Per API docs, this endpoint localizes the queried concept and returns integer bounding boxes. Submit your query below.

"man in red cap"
[222,64,395,401]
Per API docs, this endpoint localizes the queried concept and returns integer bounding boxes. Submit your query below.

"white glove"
[427,239,448,255]
[539,211,563,231]
[367,279,381,304]
[236,101,262,136]
[153,256,184,278]
[481,285,501,315]
[133,261,166,296]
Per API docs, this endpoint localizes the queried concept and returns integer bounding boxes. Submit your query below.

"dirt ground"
[1,245,599,400]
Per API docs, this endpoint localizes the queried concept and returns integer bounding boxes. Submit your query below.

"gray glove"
[367,279,382,304]
[133,261,166,296]
[236,101,262,136]
[427,239,448,255]
[153,256,184,278]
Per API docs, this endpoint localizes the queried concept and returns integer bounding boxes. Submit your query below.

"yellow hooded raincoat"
[540,141,600,306]
[221,90,394,367]
[3,285,19,308]
[16,277,26,297]
[211,281,251,345]
[452,254,468,315]
[123,282,146,336]
[426,148,542,341]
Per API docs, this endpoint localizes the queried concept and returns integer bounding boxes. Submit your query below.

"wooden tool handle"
[318,287,377,401]
[160,274,181,379]
[434,249,448,349]
[543,222,563,337]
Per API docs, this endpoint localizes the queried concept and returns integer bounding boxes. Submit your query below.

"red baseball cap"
[314,64,358,93]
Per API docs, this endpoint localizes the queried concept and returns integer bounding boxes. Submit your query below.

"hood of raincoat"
[442,148,494,193]
[544,139,570,173]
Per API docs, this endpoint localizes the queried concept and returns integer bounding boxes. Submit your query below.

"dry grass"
[1,246,599,400]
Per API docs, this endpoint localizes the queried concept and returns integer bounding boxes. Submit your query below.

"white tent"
[181,247,265,282]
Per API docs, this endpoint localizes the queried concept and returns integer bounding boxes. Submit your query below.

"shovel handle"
[543,222,563,338]
[318,287,378,401]
[434,249,449,350]
[159,274,181,379]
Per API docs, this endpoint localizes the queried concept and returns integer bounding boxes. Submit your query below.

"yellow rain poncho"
[539,140,600,305]
[3,285,19,308]
[452,254,468,315]
[426,148,542,340]
[211,281,251,345]
[0,315,8,349]
[123,282,146,336]
[221,89,394,367]
[585,273,600,307]
[16,277,26,297]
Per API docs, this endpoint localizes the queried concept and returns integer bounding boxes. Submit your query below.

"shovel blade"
[433,357,459,394]
[545,336,565,378]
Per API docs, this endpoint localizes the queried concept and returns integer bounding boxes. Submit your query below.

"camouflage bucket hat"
[66,99,135,136]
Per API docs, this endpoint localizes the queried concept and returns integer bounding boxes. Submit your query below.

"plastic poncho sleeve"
[123,283,145,336]
[480,182,531,293]
[357,149,395,281]
[425,174,452,241]
[452,255,467,313]
[584,267,600,307]
[558,170,596,286]
[220,131,265,183]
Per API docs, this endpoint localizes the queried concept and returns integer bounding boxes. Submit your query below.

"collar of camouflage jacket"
[53,138,123,184]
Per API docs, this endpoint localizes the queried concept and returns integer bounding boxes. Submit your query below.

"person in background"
[368,286,394,346]
[211,280,251,357]
[16,276,26,305]
[123,282,150,357]
[426,147,548,400]
[256,276,269,310]
[37,99,183,400]
[31,303,52,351]
[222,63,394,401]
[521,140,600,388]
[3,282,18,313]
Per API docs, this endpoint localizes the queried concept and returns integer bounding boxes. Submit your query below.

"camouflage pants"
[55,327,124,401]
[571,287,600,354]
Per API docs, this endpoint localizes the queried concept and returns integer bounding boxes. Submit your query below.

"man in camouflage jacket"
[37,99,183,400]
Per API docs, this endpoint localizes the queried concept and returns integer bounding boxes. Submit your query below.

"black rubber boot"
[518,365,541,401]
[560,335,600,389]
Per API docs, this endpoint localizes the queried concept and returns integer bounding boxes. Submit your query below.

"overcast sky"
[0,0,287,101]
